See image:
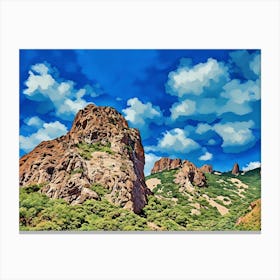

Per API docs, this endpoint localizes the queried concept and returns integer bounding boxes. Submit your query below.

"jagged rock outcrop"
[151,157,207,192]
[19,104,150,214]
[174,160,207,193]
[200,164,213,174]
[232,163,240,175]
[151,158,182,174]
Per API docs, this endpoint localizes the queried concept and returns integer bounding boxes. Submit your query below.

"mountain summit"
[19,104,150,214]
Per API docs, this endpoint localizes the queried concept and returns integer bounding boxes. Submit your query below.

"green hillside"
[144,168,261,231]
[19,168,261,231]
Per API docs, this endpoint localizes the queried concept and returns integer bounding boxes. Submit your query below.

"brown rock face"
[174,160,207,192]
[151,158,182,174]
[232,163,240,175]
[19,103,150,214]
[200,164,213,174]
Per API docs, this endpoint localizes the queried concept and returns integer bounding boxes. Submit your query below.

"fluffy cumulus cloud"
[147,128,200,154]
[24,116,44,128]
[199,151,213,161]
[144,153,161,176]
[122,98,163,139]
[164,50,260,156]
[218,79,260,116]
[242,161,261,172]
[165,51,260,123]
[213,120,255,152]
[23,62,98,120]
[170,99,196,120]
[166,58,229,97]
[20,120,67,152]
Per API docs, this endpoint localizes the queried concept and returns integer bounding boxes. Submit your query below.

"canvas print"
[19,50,261,231]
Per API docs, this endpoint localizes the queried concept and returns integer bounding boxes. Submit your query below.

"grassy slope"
[19,168,261,231]
[235,199,261,230]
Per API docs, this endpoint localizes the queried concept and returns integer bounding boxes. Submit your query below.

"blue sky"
[20,49,261,175]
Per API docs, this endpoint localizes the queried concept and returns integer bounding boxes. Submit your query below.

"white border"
[1,1,279,280]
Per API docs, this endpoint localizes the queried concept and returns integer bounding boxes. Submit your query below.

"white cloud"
[196,123,212,134]
[166,58,229,97]
[221,79,260,105]
[242,161,261,172]
[24,116,44,128]
[122,98,163,139]
[24,69,55,96]
[57,98,88,119]
[150,128,200,153]
[144,153,161,176]
[199,151,213,161]
[168,77,260,121]
[249,54,260,76]
[218,99,252,116]
[213,120,255,148]
[23,62,97,120]
[32,63,49,75]
[170,99,196,120]
[123,97,162,126]
[20,121,67,152]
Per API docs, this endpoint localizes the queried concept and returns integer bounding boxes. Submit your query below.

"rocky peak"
[232,163,240,175]
[174,160,207,192]
[151,158,182,174]
[200,164,213,174]
[69,104,129,145]
[19,104,150,214]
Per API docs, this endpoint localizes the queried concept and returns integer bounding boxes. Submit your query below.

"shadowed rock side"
[151,158,182,174]
[19,104,150,214]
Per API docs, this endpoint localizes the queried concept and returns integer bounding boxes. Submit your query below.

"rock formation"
[174,160,207,192]
[19,104,151,214]
[151,158,182,174]
[151,157,207,192]
[200,164,213,174]
[231,163,240,175]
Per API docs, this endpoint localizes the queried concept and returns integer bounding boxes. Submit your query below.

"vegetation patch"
[77,142,114,159]
[90,184,110,196]
[71,168,84,175]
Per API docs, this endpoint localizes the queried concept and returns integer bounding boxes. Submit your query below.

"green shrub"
[90,184,110,196]
[71,168,83,175]
[77,141,114,159]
